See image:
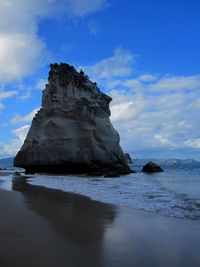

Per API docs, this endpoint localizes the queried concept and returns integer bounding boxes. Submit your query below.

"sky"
[0,0,200,160]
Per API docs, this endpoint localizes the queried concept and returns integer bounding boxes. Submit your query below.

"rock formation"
[142,161,164,173]
[124,153,133,164]
[14,63,132,175]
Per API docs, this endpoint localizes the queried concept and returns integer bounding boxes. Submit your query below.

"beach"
[0,174,200,267]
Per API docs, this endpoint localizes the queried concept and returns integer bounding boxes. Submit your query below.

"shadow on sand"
[11,174,117,245]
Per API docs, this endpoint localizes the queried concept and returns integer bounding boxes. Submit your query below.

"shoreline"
[0,175,200,266]
[1,171,200,221]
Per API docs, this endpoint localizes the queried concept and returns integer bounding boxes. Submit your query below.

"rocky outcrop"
[124,153,133,164]
[142,161,164,173]
[14,63,132,175]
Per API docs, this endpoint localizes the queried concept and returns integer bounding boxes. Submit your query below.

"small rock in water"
[142,161,164,173]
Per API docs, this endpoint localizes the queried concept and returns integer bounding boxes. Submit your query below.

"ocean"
[1,161,200,220]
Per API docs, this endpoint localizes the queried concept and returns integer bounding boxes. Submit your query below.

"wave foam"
[28,172,200,220]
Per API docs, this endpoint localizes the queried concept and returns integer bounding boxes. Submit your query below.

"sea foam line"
[28,173,200,220]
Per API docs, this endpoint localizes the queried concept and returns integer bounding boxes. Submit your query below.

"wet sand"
[0,174,200,267]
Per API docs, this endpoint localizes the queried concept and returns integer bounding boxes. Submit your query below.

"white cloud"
[12,125,30,143]
[110,86,200,155]
[35,79,47,90]
[0,33,46,82]
[0,139,22,158]
[111,101,135,122]
[11,108,40,124]
[81,49,200,157]
[68,0,107,16]
[17,90,32,100]
[0,90,18,112]
[104,79,122,89]
[123,79,144,90]
[108,76,200,156]
[0,90,17,100]
[138,74,158,82]
[110,90,145,122]
[13,78,47,100]
[154,134,176,147]
[0,125,30,157]
[150,75,200,91]
[0,0,49,82]
[185,139,200,149]
[83,48,134,80]
[0,0,109,82]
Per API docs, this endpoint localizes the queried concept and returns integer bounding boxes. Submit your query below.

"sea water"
[1,161,200,220]
[26,161,200,220]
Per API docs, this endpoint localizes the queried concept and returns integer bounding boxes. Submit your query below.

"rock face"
[14,63,132,175]
[124,153,133,164]
[142,161,164,173]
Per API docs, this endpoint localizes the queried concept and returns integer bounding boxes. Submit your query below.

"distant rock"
[142,161,164,173]
[14,63,132,175]
[124,153,133,164]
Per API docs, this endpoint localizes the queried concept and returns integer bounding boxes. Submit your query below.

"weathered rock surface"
[142,161,164,173]
[14,63,132,175]
[124,153,133,164]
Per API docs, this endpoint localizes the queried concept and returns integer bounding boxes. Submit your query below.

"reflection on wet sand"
[5,174,200,267]
[12,175,116,245]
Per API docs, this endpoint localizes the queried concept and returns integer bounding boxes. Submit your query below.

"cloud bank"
[84,48,200,158]
[0,0,108,83]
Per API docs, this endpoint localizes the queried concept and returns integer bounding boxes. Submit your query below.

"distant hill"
[0,157,14,168]
[133,158,199,166]
[0,157,198,169]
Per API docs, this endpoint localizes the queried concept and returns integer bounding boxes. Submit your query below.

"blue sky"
[0,0,200,159]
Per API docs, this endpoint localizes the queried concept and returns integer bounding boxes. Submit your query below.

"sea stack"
[142,161,164,173]
[14,63,132,175]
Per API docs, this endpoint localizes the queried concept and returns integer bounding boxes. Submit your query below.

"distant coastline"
[0,157,199,170]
